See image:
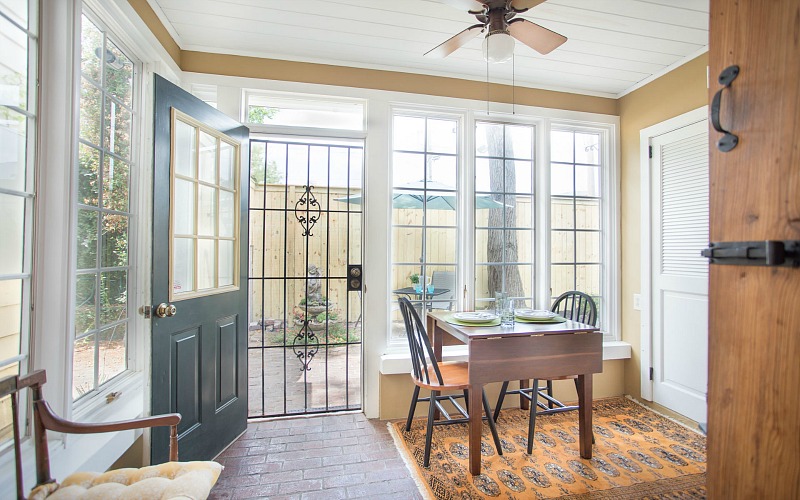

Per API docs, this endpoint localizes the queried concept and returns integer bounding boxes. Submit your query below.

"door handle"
[155,303,178,318]
[710,65,740,152]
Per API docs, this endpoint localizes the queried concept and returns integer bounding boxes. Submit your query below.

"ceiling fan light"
[482,31,515,63]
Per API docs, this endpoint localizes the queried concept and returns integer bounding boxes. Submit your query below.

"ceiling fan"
[425,0,567,62]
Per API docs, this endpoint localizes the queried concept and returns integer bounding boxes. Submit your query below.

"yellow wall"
[380,360,625,419]
[617,54,709,399]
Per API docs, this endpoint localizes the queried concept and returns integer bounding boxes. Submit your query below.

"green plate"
[514,315,567,324]
[444,314,501,327]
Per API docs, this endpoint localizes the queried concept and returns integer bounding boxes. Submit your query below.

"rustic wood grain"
[708,0,800,497]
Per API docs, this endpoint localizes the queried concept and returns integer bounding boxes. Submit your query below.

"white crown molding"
[616,46,709,98]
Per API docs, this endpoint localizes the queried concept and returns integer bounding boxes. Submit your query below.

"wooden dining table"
[426,311,603,476]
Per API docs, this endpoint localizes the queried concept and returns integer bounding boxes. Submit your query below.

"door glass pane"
[219,240,233,287]
[197,239,216,290]
[103,156,129,211]
[0,195,24,275]
[75,273,96,335]
[104,97,131,159]
[78,143,100,206]
[79,78,101,146]
[0,108,27,192]
[198,131,217,183]
[219,190,234,238]
[197,185,217,236]
[101,213,127,268]
[174,179,194,235]
[76,209,98,269]
[105,40,133,107]
[173,238,194,294]
[219,141,234,188]
[72,334,95,399]
[99,271,127,325]
[79,15,102,83]
[99,323,126,384]
[174,119,196,177]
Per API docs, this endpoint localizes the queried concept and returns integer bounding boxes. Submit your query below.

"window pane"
[246,94,364,130]
[79,78,101,146]
[551,130,574,163]
[73,334,95,399]
[551,163,573,196]
[103,156,129,211]
[104,97,131,159]
[551,230,575,264]
[198,185,217,236]
[576,264,601,297]
[219,189,235,238]
[509,195,533,229]
[105,40,133,107]
[0,194,24,275]
[101,213,127,268]
[504,264,533,299]
[392,152,424,186]
[426,118,457,154]
[0,15,28,110]
[576,231,601,263]
[198,131,217,183]
[507,160,533,194]
[219,141,234,188]
[78,143,100,206]
[98,323,126,384]
[393,116,424,151]
[1,1,29,27]
[426,228,457,263]
[100,271,127,325]
[475,122,503,156]
[219,240,234,287]
[428,155,457,188]
[173,238,194,294]
[551,197,574,229]
[0,279,22,361]
[576,199,600,230]
[75,273,96,335]
[0,107,27,192]
[575,132,600,165]
[550,265,575,299]
[391,227,422,263]
[174,119,196,177]
[174,179,194,235]
[76,209,98,269]
[575,165,601,197]
[79,15,102,83]
[197,239,216,290]
[505,125,533,159]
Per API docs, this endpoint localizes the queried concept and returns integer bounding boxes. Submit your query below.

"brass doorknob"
[155,303,177,318]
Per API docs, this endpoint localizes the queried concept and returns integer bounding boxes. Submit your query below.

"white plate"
[453,312,498,323]
[515,309,556,320]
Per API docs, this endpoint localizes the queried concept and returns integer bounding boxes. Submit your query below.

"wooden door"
[707,0,800,497]
[151,75,249,463]
[651,120,709,423]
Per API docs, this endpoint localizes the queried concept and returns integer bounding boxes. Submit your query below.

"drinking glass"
[500,297,515,328]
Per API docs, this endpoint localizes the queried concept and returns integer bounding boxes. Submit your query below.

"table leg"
[468,382,484,476]
[576,373,593,459]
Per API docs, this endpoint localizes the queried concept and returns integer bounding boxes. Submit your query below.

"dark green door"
[151,74,249,463]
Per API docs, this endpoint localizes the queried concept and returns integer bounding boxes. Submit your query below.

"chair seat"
[415,361,470,390]
[29,461,223,500]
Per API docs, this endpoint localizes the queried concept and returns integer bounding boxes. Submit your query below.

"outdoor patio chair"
[2,370,222,500]
[429,271,455,310]
[493,291,598,452]
[398,297,503,467]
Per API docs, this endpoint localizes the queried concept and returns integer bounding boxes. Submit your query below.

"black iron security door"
[248,138,363,417]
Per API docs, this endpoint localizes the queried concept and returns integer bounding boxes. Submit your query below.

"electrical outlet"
[633,294,642,311]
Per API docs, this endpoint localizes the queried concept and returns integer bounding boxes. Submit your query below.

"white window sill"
[380,341,631,375]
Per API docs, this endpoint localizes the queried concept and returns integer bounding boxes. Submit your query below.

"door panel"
[650,120,709,422]
[152,74,249,463]
[708,0,800,497]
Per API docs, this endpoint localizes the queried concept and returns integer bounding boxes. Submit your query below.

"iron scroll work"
[294,185,321,236]
[702,240,800,267]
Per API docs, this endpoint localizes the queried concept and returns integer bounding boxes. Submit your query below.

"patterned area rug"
[389,397,706,499]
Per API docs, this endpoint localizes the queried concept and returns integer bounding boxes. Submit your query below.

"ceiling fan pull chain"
[512,52,516,115]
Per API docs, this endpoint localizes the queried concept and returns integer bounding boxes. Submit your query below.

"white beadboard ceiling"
[148,0,709,98]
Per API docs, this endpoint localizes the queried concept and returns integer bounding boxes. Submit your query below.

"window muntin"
[0,0,37,440]
[170,109,241,300]
[390,114,459,342]
[73,14,135,400]
[550,129,603,326]
[474,122,536,311]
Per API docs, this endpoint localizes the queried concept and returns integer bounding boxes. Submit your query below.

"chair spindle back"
[551,291,598,327]
[398,297,444,386]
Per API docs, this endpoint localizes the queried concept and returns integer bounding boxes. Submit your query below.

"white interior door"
[650,119,709,422]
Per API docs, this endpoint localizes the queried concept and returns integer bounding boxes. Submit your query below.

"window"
[245,91,364,131]
[170,109,240,299]
[550,129,603,326]
[474,122,535,310]
[0,0,37,439]
[73,13,136,400]
[390,113,459,341]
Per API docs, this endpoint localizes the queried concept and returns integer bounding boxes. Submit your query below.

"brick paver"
[209,413,423,500]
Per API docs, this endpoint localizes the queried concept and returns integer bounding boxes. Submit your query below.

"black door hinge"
[649,367,654,381]
[648,146,653,159]
[701,240,800,267]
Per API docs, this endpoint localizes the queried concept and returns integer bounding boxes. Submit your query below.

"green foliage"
[247,105,278,124]
[409,273,420,284]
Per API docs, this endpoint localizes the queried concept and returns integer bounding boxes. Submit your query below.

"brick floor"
[209,413,423,500]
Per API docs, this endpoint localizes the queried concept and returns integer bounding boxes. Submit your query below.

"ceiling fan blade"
[507,18,566,55]
[440,0,487,12]
[424,24,485,58]
[509,0,547,11]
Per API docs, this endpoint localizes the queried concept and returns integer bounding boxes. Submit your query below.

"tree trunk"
[486,125,524,299]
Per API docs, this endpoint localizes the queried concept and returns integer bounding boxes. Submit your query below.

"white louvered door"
[651,120,708,422]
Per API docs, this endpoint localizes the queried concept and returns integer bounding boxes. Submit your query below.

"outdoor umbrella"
[335,180,507,209]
